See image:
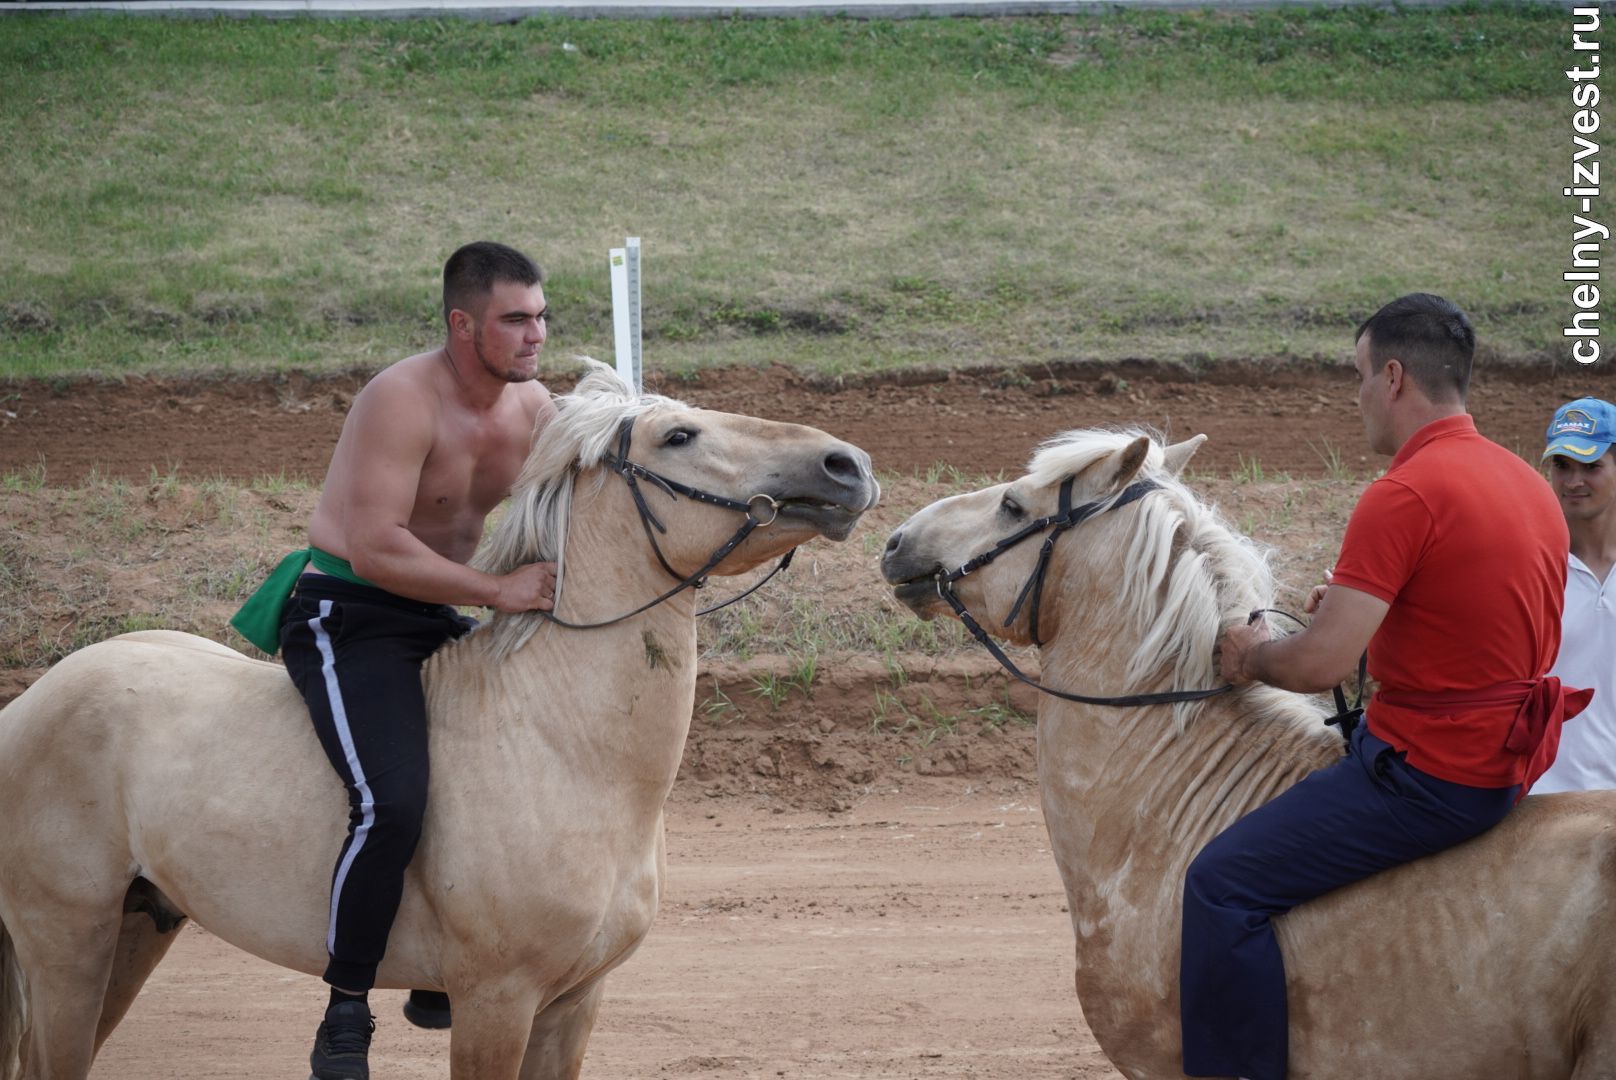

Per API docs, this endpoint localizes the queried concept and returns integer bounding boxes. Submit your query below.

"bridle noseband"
[934,477,1235,708]
[535,415,796,630]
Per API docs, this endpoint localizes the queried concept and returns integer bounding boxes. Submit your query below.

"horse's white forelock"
[1028,428,1306,733]
[470,359,688,661]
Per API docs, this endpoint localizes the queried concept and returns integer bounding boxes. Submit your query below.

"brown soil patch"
[0,359,1598,484]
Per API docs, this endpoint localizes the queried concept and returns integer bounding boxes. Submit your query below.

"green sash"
[229,547,374,655]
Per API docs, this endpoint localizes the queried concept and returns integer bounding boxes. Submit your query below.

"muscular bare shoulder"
[341,355,445,453]
[485,379,556,456]
[357,352,448,412]
[514,378,556,431]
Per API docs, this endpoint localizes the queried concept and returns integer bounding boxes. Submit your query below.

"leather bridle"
[535,415,797,630]
[931,476,1235,708]
[1249,607,1366,743]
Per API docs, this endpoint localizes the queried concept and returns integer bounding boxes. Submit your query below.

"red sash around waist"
[1377,678,1594,797]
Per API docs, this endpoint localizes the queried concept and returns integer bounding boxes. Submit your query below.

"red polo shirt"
[1331,414,1569,787]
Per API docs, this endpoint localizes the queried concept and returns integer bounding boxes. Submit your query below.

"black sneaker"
[309,999,375,1080]
[402,989,452,1030]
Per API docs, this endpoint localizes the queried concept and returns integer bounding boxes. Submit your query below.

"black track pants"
[280,574,474,992]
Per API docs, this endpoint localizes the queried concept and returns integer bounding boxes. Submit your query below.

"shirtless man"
[232,241,558,1080]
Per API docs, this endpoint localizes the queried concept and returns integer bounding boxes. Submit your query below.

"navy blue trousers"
[1179,721,1517,1080]
[280,575,475,993]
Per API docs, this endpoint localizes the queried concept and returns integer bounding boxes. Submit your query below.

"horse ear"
[1162,434,1207,477]
[1105,435,1152,492]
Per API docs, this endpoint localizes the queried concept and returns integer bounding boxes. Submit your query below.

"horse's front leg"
[447,975,545,1080]
[518,979,606,1080]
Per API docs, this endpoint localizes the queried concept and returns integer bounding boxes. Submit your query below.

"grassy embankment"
[0,5,1582,381]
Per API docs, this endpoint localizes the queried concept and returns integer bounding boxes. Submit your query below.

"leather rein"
[535,415,796,630]
[1248,607,1366,741]
[932,476,1236,708]
[933,476,1365,740]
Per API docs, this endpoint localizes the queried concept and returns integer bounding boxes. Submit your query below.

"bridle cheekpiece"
[935,475,1235,708]
[535,415,795,630]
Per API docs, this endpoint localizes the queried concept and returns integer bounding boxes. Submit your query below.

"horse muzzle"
[881,533,947,616]
[890,573,947,618]
[774,472,880,541]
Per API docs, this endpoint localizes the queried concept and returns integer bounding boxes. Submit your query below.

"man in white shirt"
[1534,397,1616,793]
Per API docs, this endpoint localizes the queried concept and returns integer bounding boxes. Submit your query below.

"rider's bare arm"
[1217,584,1388,693]
[323,376,554,613]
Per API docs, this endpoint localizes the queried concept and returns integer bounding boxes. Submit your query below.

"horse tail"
[0,914,25,1080]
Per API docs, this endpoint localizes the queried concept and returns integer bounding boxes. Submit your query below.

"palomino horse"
[0,363,879,1080]
[882,427,1616,1080]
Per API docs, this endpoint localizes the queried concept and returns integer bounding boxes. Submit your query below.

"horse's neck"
[1035,637,1342,1063]
[426,475,701,793]
[1036,639,1341,908]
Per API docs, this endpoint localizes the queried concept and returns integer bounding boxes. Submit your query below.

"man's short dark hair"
[442,241,544,325]
[1354,293,1475,402]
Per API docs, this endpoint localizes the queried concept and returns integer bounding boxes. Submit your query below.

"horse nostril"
[884,531,903,556]
[823,450,860,483]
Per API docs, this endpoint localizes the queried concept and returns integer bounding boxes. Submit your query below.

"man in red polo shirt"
[1181,293,1589,1080]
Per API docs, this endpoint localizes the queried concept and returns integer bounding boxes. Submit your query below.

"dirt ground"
[91,789,1121,1080]
[0,359,1602,485]
[1,358,1601,1079]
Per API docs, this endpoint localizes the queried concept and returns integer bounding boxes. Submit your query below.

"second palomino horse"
[882,427,1616,1080]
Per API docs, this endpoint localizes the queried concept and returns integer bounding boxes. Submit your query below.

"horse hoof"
[403,989,452,1030]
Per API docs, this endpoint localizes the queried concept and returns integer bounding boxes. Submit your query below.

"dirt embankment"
[1,359,1596,485]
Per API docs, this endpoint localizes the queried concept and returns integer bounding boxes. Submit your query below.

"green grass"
[969,693,1035,731]
[0,5,1586,380]
[750,671,795,708]
[1309,438,1352,481]
[702,686,740,724]
[1,463,48,492]
[700,592,973,667]
[746,652,822,706]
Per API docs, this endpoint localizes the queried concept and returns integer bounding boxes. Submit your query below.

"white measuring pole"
[609,247,633,393]
[626,236,642,394]
[609,237,643,395]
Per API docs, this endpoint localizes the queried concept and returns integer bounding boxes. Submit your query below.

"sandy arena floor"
[90,789,1122,1079]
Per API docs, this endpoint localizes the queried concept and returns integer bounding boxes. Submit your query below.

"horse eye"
[665,428,696,447]
[1000,495,1025,519]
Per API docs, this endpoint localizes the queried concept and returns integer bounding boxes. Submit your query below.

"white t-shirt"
[1534,553,1616,793]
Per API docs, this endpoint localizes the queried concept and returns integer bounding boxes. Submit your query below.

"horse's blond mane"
[1028,428,1314,732]
[469,359,688,660]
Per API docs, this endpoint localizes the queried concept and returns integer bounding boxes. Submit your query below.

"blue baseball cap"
[1544,397,1616,462]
